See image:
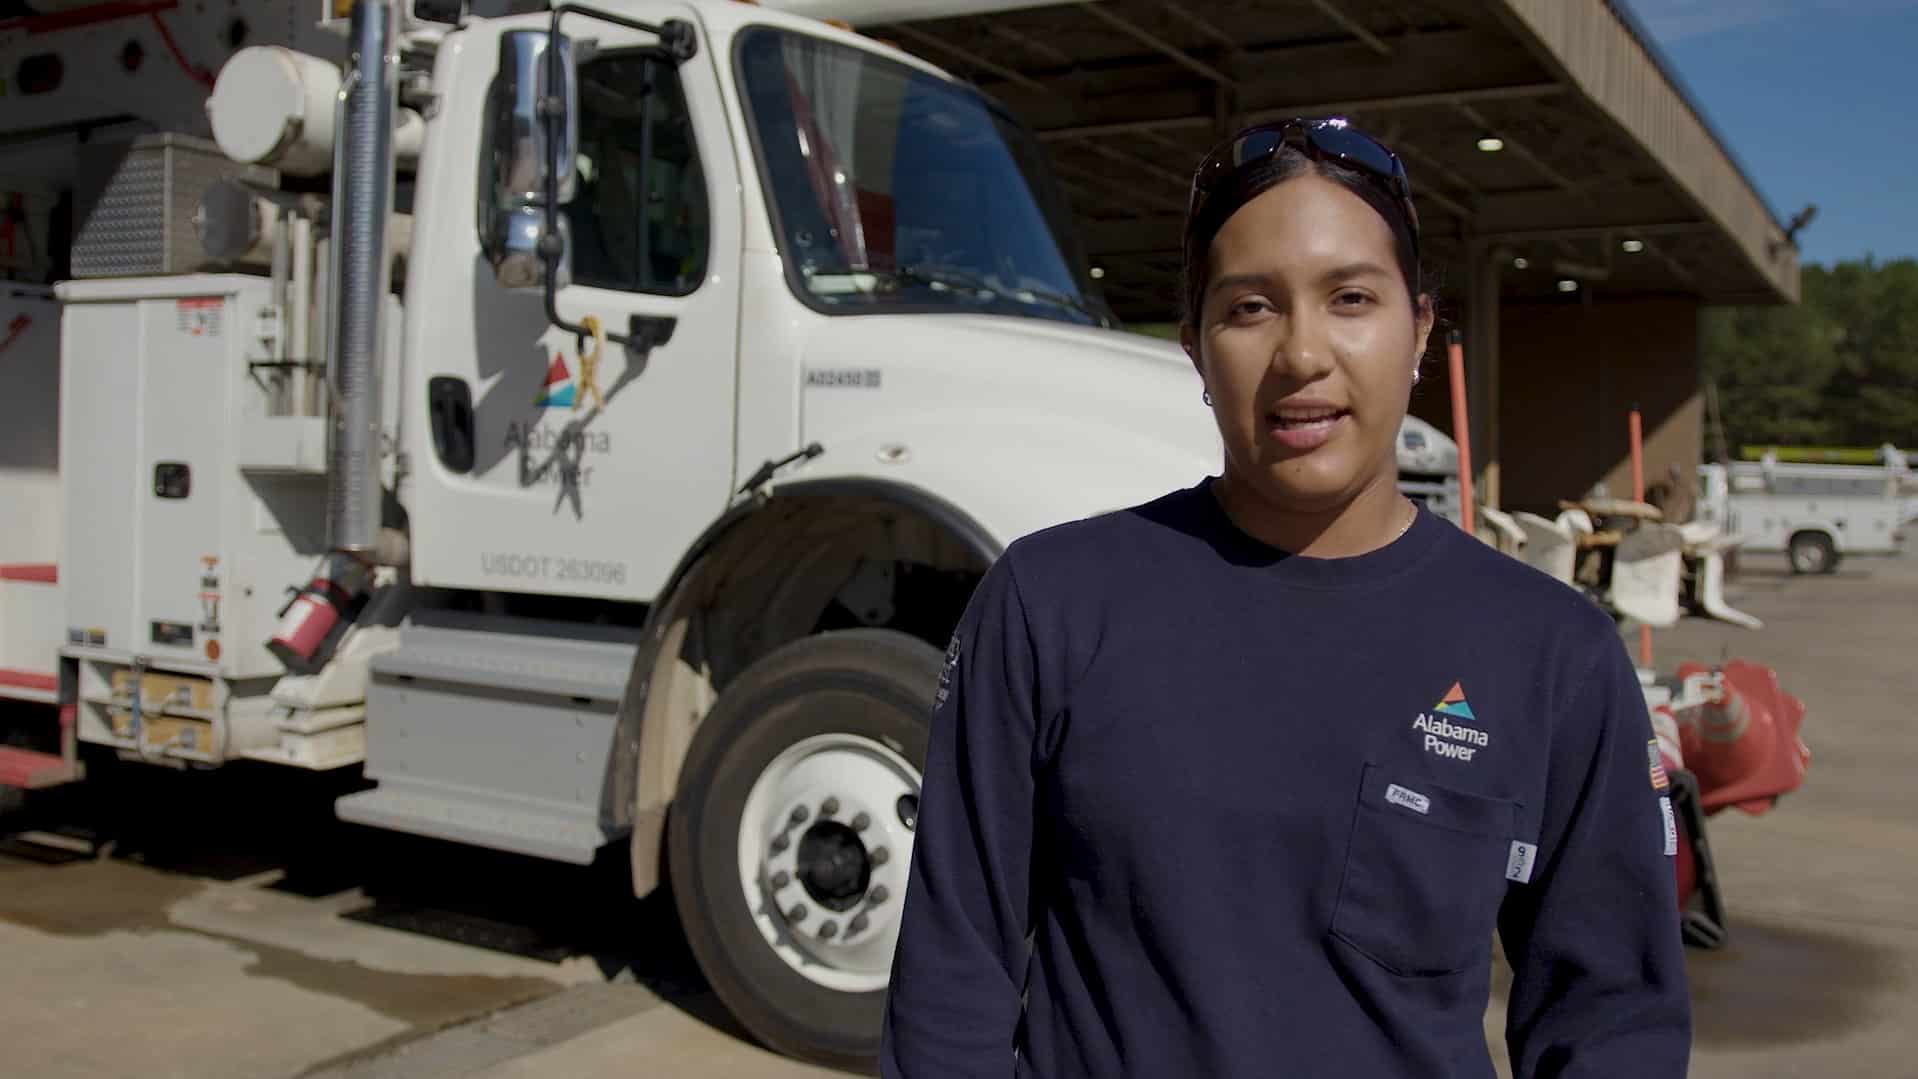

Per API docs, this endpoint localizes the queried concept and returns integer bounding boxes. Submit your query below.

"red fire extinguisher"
[267,561,365,669]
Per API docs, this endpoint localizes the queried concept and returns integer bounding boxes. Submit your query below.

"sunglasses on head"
[1189,118,1420,264]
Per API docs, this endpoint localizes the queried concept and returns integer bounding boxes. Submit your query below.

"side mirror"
[487,29,578,290]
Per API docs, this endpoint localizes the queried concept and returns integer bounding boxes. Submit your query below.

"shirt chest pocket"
[1329,762,1521,977]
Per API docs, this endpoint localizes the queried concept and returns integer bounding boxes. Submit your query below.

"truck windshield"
[736,27,1111,327]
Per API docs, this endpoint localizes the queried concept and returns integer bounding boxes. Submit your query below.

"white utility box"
[54,274,356,762]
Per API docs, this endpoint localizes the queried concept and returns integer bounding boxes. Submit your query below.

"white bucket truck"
[3,0,1220,1066]
[1696,448,1908,574]
[0,1,1467,1066]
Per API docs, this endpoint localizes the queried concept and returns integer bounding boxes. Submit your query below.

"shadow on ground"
[1687,913,1905,1048]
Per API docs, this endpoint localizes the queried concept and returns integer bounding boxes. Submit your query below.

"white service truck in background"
[0,0,1461,1067]
[1696,450,1907,575]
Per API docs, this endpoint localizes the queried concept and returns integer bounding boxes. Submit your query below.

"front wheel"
[1788,531,1837,575]
[668,629,940,1073]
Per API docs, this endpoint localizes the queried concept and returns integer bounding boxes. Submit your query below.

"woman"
[881,119,1690,1078]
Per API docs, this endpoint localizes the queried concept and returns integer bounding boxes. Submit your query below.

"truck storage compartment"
[0,285,61,563]
[0,286,64,701]
[0,566,60,705]
[68,656,277,765]
[57,275,329,688]
[338,613,643,864]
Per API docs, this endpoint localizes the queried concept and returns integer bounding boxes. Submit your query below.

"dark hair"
[1180,147,1423,330]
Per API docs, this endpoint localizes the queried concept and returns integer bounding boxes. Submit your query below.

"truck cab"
[407,6,1214,606]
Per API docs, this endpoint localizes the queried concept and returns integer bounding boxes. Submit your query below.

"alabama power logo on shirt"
[1412,682,1490,761]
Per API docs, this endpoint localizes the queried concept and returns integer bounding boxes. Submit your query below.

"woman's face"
[1182,173,1433,515]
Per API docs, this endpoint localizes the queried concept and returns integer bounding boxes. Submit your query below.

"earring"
[1203,390,1214,406]
[1411,367,1422,386]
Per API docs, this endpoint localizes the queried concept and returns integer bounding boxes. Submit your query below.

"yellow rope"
[575,314,606,411]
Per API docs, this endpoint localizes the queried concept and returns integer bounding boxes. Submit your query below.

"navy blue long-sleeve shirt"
[881,479,1690,1078]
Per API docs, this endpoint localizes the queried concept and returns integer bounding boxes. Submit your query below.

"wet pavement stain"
[239,941,562,1031]
[1686,915,1905,1047]
[0,854,199,935]
[0,853,565,1030]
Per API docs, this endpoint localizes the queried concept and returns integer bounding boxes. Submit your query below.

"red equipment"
[265,558,370,670]
[267,575,353,665]
[1652,660,1810,947]
[1673,659,1810,815]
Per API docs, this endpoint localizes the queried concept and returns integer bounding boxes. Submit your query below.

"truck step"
[336,784,608,865]
[341,615,641,865]
[0,747,79,790]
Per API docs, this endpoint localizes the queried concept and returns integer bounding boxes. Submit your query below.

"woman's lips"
[1266,408,1350,452]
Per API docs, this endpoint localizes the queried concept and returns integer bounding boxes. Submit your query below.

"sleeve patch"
[1648,739,1670,791]
[935,633,961,709]
[1659,796,1678,857]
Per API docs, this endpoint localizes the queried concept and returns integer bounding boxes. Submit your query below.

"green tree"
[1702,257,1918,453]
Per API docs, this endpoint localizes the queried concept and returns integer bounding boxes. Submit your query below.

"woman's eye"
[1228,299,1271,318]
[1333,290,1374,308]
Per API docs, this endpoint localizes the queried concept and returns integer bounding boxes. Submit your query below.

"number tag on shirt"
[1505,841,1537,884]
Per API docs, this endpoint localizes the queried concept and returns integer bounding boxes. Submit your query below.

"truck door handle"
[627,314,675,351]
[427,376,475,474]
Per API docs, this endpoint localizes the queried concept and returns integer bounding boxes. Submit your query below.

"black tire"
[667,628,941,1074]
[1788,531,1836,575]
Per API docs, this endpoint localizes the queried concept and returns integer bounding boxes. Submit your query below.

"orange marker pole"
[1447,329,1475,538]
[1629,407,1646,506]
[1629,405,1652,667]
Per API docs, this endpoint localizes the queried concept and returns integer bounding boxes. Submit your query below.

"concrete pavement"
[338,544,1918,1078]
[0,862,593,1078]
[1649,546,1918,1077]
[3,545,1915,1077]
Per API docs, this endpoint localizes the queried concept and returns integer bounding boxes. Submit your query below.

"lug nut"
[772,834,790,853]
[770,870,791,889]
[867,885,890,905]
[849,913,871,934]
[818,921,839,940]
[821,797,840,816]
[791,806,810,825]
[851,812,871,832]
[870,846,890,866]
[788,903,809,922]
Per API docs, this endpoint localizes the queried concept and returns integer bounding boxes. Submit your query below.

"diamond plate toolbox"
[71,134,277,279]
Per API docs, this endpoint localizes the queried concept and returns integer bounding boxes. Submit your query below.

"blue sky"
[1627,0,1918,267]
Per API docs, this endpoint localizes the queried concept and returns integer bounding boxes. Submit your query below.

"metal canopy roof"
[855,0,1802,322]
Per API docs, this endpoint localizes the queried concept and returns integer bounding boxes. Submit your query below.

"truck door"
[407,9,740,604]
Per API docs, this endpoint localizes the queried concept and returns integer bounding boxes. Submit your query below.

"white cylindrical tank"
[208,47,343,176]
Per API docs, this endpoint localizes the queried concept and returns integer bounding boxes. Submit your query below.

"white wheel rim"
[736,731,920,993]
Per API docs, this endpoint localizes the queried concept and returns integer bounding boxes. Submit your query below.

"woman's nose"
[1272,312,1335,382]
